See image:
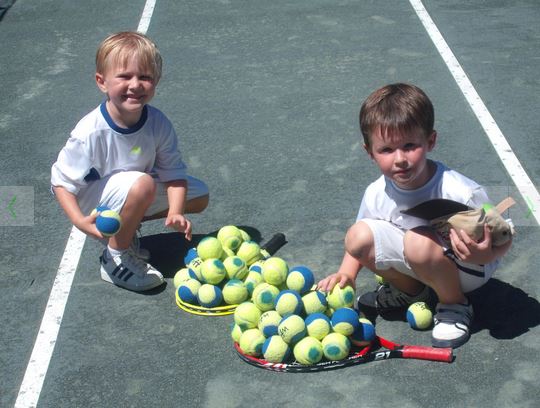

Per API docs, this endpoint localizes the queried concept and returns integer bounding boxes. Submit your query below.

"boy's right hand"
[316,272,355,293]
[76,212,105,240]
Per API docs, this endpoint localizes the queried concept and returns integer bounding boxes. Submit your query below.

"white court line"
[409,0,540,226]
[14,2,156,407]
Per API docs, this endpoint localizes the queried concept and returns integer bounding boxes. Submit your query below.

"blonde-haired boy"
[51,32,209,292]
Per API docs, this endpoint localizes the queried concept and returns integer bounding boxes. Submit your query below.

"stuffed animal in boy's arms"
[402,197,515,247]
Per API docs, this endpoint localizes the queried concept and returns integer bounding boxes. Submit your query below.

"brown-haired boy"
[318,83,512,348]
[51,32,209,292]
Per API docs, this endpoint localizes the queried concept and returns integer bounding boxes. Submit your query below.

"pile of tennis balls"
[173,225,276,308]
[231,260,377,365]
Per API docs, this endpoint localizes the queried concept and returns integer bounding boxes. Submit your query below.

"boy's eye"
[403,143,417,151]
[380,147,394,154]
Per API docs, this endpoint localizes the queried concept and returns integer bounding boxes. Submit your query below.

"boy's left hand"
[165,214,192,241]
[449,223,511,264]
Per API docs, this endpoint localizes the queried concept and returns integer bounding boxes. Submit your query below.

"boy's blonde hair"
[96,31,162,83]
[359,83,434,149]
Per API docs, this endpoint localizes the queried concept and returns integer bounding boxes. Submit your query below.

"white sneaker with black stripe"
[100,249,163,292]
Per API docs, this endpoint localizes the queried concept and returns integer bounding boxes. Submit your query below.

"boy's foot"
[357,283,435,313]
[100,249,163,292]
[432,302,473,349]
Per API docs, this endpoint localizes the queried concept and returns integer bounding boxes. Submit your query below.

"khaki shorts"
[360,218,499,293]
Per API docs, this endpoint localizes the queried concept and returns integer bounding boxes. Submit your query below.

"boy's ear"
[363,143,374,159]
[427,130,437,151]
[95,73,107,94]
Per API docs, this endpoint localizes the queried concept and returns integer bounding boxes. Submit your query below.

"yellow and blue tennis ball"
[258,310,282,337]
[406,302,433,330]
[261,257,289,286]
[223,256,248,280]
[177,279,202,304]
[248,260,265,274]
[221,247,235,260]
[302,290,328,315]
[173,267,197,288]
[94,209,122,237]
[197,284,223,308]
[222,279,248,305]
[234,301,262,330]
[252,282,280,312]
[239,328,266,357]
[322,332,351,361]
[262,335,291,363]
[217,225,244,251]
[278,314,307,344]
[331,307,361,336]
[274,290,304,316]
[196,236,224,261]
[187,257,204,281]
[183,247,198,266]
[327,285,356,310]
[243,271,263,296]
[200,259,226,285]
[236,240,262,265]
[231,324,244,343]
[350,317,376,347]
[293,336,323,365]
[304,312,331,340]
[286,266,315,295]
[239,228,251,242]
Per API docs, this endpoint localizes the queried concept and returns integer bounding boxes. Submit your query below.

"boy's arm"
[52,186,102,238]
[164,179,192,241]
[317,251,362,292]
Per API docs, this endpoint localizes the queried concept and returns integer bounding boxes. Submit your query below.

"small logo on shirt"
[130,146,142,156]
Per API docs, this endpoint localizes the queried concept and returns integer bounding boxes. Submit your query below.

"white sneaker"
[131,233,151,261]
[100,249,163,292]
[432,302,473,349]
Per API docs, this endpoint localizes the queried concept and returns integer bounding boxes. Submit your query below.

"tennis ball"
[243,271,263,296]
[327,285,356,310]
[293,336,323,365]
[261,257,289,286]
[302,290,328,315]
[304,313,331,340]
[95,209,122,237]
[278,314,306,344]
[200,259,226,285]
[274,290,304,316]
[223,256,248,280]
[217,225,244,251]
[197,237,223,261]
[197,284,223,308]
[239,229,251,242]
[187,257,204,281]
[236,240,262,265]
[258,310,282,337]
[252,283,280,312]
[248,260,265,274]
[375,274,385,285]
[350,317,376,347]
[173,267,197,288]
[331,307,361,336]
[262,335,291,363]
[90,205,109,216]
[231,324,244,343]
[183,247,198,266]
[406,302,433,330]
[222,279,248,305]
[221,247,235,260]
[177,279,201,304]
[322,332,351,361]
[234,301,262,330]
[286,266,315,295]
[239,328,266,357]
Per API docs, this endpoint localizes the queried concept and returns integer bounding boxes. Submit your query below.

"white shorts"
[360,218,499,293]
[76,171,209,216]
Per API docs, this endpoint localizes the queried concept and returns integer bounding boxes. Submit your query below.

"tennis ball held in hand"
[92,207,122,237]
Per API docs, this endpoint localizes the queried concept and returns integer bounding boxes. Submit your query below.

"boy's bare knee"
[345,221,373,260]
[129,174,156,203]
[403,229,441,266]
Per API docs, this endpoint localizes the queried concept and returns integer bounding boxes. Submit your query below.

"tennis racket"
[176,232,288,316]
[234,335,453,372]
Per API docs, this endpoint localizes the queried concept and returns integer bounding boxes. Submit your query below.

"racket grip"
[402,345,454,362]
[260,233,287,258]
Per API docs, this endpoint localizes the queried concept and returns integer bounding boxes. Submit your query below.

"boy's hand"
[165,214,192,241]
[316,272,355,293]
[77,212,105,240]
[449,223,511,264]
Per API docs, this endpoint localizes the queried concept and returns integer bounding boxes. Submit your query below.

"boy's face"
[365,127,436,190]
[95,56,157,127]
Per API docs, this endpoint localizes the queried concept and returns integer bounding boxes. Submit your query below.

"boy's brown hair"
[359,83,434,149]
[96,31,163,83]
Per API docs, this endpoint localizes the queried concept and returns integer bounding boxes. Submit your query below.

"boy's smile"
[96,57,157,128]
[366,128,437,190]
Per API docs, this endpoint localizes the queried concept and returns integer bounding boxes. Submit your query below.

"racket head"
[175,289,237,316]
